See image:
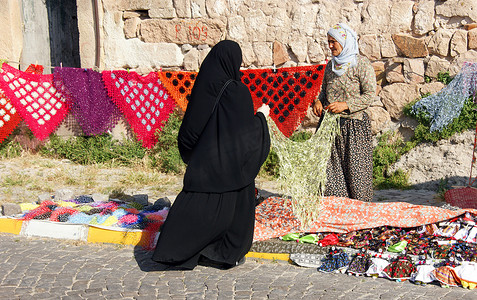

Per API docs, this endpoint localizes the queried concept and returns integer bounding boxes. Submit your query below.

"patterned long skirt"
[324,113,373,202]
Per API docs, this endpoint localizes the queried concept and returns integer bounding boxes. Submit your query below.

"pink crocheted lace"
[102,70,175,148]
[0,64,69,140]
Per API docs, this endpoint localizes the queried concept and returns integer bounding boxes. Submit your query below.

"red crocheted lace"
[0,90,21,143]
[241,65,325,137]
[102,70,175,149]
[0,64,69,140]
[157,71,197,112]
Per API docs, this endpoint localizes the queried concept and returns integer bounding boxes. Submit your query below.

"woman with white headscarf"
[312,23,376,202]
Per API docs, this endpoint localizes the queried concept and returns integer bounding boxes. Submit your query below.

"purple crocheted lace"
[53,67,121,136]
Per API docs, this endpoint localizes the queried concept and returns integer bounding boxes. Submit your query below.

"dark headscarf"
[178,40,270,193]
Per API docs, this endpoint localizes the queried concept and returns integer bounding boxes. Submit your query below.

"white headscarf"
[327,23,359,76]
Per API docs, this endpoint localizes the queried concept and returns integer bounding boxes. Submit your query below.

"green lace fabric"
[267,112,340,227]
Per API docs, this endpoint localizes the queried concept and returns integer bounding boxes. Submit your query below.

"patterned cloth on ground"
[253,196,477,241]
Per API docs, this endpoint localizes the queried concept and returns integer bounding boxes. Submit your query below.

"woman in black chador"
[152,40,271,270]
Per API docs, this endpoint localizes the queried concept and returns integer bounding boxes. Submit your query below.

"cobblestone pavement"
[2,189,475,299]
[1,233,476,300]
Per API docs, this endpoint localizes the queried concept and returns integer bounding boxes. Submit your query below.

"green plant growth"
[150,111,185,174]
[40,133,146,166]
[437,71,452,85]
[372,132,413,190]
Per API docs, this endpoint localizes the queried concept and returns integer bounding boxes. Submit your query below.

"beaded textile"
[0,64,69,140]
[53,68,121,136]
[412,62,477,132]
[241,65,325,137]
[157,71,197,112]
[102,70,175,148]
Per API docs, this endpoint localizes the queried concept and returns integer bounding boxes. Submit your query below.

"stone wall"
[75,0,477,138]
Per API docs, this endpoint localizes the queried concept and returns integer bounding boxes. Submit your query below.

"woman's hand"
[313,101,323,117]
[325,102,348,114]
[257,104,270,117]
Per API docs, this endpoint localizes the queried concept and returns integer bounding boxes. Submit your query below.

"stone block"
[428,29,452,56]
[419,82,445,96]
[183,47,199,71]
[174,0,191,18]
[149,8,176,19]
[372,61,386,85]
[92,193,109,202]
[403,58,424,84]
[191,0,207,18]
[140,19,225,46]
[133,194,149,207]
[38,193,52,202]
[206,0,230,19]
[253,42,273,66]
[273,41,289,66]
[307,41,325,63]
[413,1,435,35]
[227,15,247,42]
[450,30,468,57]
[380,34,398,58]
[385,62,405,84]
[116,0,152,10]
[289,37,308,62]
[366,106,391,135]
[392,34,428,58]
[2,203,21,216]
[390,1,414,33]
[55,189,75,201]
[379,83,420,119]
[124,17,140,39]
[469,28,477,49]
[425,55,450,78]
[152,197,172,210]
[360,34,381,60]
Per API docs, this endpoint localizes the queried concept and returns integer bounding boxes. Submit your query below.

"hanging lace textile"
[412,62,477,132]
[0,90,21,143]
[267,111,340,227]
[0,63,69,140]
[241,65,325,137]
[102,70,175,149]
[53,67,121,136]
[157,71,197,112]
[24,64,44,75]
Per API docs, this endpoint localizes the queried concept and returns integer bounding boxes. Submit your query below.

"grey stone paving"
[1,232,476,299]
[2,189,475,299]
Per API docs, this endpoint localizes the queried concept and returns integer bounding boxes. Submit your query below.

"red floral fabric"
[253,196,477,241]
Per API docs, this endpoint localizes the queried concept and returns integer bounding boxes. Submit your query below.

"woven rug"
[253,196,477,241]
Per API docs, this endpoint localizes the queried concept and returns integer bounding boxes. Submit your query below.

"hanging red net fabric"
[0,90,21,143]
[0,63,69,140]
[157,71,197,112]
[241,64,326,137]
[102,70,175,149]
